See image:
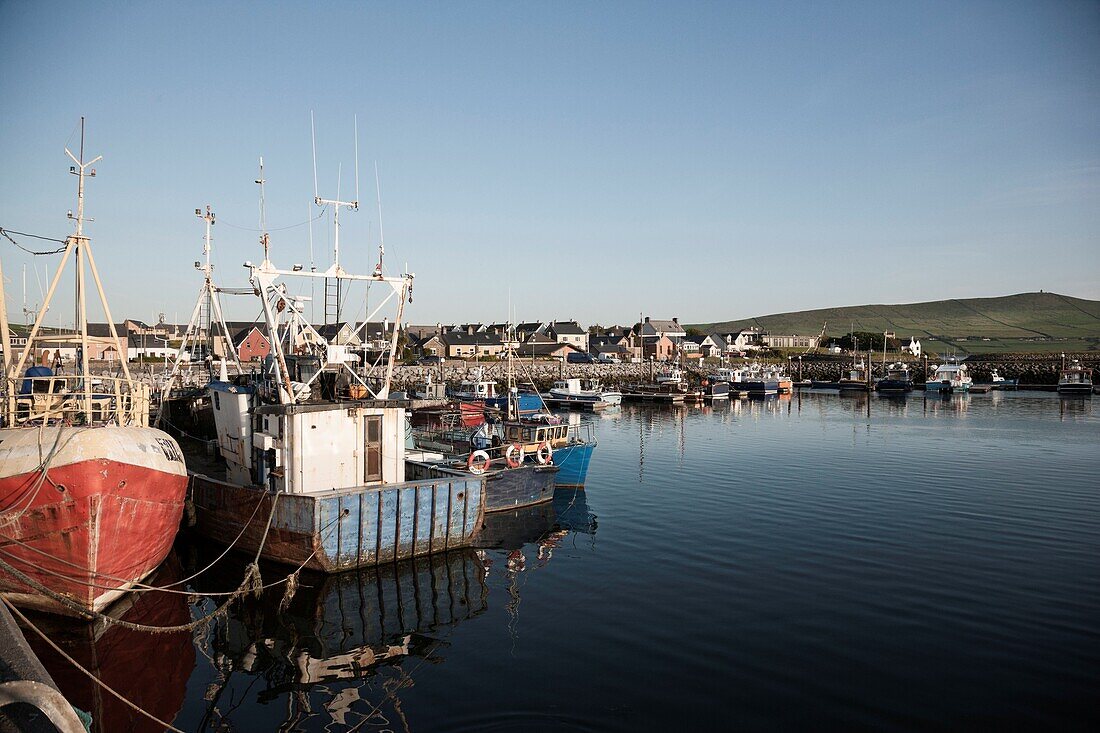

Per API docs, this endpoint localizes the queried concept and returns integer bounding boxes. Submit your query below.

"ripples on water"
[33,392,1099,731]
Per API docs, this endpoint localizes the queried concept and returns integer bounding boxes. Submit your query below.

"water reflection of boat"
[23,554,194,733]
[553,487,598,535]
[191,548,489,731]
[474,500,558,549]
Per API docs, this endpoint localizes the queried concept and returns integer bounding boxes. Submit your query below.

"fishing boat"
[707,367,745,393]
[496,412,597,487]
[990,369,1017,390]
[698,378,730,401]
[925,358,971,394]
[774,369,793,394]
[405,427,560,512]
[408,344,561,509]
[0,126,188,615]
[622,365,693,403]
[875,362,913,394]
[730,364,781,396]
[189,166,484,570]
[451,367,544,414]
[837,359,870,393]
[547,377,622,407]
[1057,358,1093,396]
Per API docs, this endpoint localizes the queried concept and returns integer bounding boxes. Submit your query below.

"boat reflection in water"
[173,485,598,730]
[24,554,195,733]
[184,547,489,731]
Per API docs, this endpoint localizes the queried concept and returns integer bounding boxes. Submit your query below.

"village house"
[233,325,271,362]
[762,333,819,349]
[643,334,676,362]
[440,331,504,359]
[638,317,687,342]
[546,320,589,353]
[515,341,579,360]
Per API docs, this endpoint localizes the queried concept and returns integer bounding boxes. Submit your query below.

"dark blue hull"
[875,379,913,393]
[733,379,779,395]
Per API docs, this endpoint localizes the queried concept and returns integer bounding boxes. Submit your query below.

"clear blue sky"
[1,1,1098,329]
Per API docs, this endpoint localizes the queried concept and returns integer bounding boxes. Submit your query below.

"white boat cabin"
[210,382,406,493]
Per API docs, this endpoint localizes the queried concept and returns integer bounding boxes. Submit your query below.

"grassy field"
[692,292,1100,354]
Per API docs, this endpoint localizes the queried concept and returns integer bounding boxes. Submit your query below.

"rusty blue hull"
[188,473,485,572]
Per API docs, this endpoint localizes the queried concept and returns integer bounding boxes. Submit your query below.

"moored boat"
[189,172,484,571]
[1057,358,1093,396]
[926,357,971,394]
[837,359,870,393]
[547,377,622,407]
[0,130,188,615]
[990,369,1017,390]
[875,362,913,394]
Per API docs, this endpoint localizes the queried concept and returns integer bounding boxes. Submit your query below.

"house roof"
[86,323,129,338]
[440,332,503,347]
[232,325,269,346]
[406,324,442,339]
[516,342,578,357]
[644,319,685,334]
[548,320,586,336]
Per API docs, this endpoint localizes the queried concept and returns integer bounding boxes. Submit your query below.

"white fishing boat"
[547,378,622,406]
[926,358,971,394]
[1057,358,1093,396]
[190,157,484,571]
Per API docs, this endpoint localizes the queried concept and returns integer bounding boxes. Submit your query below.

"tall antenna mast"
[256,157,270,262]
[311,114,359,323]
[373,161,385,277]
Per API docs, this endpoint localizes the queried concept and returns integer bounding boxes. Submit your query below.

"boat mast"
[0,253,11,387]
[7,118,140,422]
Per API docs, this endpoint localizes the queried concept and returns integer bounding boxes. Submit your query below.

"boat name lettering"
[154,437,184,463]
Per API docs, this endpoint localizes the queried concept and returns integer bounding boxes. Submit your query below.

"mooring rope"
[1,597,188,733]
[0,553,256,632]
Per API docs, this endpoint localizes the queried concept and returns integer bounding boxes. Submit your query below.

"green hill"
[692,292,1100,354]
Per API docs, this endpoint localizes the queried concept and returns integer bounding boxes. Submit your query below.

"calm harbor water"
[34,391,1100,731]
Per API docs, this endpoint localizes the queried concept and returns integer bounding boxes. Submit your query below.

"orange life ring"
[536,441,553,465]
[467,450,491,475]
[505,443,524,468]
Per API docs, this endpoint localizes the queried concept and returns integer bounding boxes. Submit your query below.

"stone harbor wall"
[76,352,1097,388]
[391,353,1099,389]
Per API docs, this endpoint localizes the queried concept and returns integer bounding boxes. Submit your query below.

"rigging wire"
[0,227,67,255]
[217,206,327,233]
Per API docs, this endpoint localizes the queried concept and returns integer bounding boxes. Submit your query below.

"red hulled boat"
[0,122,188,615]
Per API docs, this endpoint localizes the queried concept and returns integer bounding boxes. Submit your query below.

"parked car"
[596,353,620,364]
[566,352,595,364]
[417,355,444,365]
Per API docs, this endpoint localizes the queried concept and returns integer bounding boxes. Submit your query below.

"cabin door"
[364,415,382,482]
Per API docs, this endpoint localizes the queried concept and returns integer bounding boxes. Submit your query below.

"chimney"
[673,317,679,324]
[644,316,650,323]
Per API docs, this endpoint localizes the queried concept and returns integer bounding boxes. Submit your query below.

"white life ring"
[505,443,524,469]
[536,441,553,465]
[468,450,492,475]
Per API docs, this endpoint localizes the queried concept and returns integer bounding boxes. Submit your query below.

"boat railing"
[4,375,151,427]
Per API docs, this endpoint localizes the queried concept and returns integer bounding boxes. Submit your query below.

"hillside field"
[692,292,1100,354]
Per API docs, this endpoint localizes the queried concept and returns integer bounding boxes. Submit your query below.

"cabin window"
[213,392,220,410]
[364,415,382,482]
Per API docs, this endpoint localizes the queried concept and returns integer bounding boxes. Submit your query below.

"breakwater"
[390,353,1098,389]
[76,352,1098,390]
